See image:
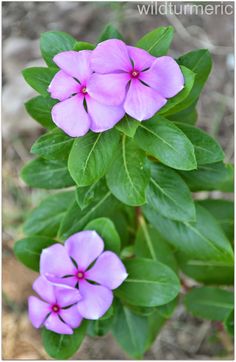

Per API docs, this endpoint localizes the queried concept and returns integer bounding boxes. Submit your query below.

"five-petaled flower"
[40,230,128,320]
[89,39,184,121]
[48,50,125,137]
[28,276,82,334]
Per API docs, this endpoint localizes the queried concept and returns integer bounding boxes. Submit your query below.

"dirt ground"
[2,1,234,360]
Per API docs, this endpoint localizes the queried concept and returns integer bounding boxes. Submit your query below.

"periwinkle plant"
[14,24,234,359]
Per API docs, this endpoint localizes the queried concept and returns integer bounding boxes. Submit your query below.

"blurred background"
[2,1,234,359]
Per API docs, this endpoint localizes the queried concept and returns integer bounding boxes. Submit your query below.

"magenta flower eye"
[28,276,82,335]
[40,230,128,320]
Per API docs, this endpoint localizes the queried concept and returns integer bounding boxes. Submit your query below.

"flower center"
[81,87,87,94]
[52,304,60,313]
[76,271,85,280]
[131,70,139,79]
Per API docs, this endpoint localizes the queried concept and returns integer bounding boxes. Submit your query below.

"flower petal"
[28,296,50,328]
[128,46,155,71]
[65,230,104,270]
[91,39,131,73]
[87,73,129,106]
[48,70,79,101]
[77,280,113,319]
[140,56,184,98]
[55,286,81,308]
[40,243,74,280]
[45,314,73,334]
[51,95,90,137]
[53,50,92,83]
[86,251,128,290]
[60,305,83,329]
[33,276,56,304]
[87,97,125,133]
[124,80,167,121]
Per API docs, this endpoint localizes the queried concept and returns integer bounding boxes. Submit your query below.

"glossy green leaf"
[23,191,75,238]
[179,162,234,192]
[112,302,149,358]
[147,162,195,222]
[176,49,212,110]
[184,287,234,321]
[167,101,198,125]
[135,218,178,272]
[98,24,123,42]
[21,158,74,189]
[177,253,234,285]
[87,316,113,337]
[116,115,140,138]
[25,96,57,129]
[84,217,121,254]
[31,129,74,160]
[22,67,57,96]
[136,26,174,57]
[198,199,233,242]
[159,66,195,115]
[68,129,120,187]
[224,309,234,336]
[106,136,150,206]
[14,236,56,271]
[116,258,180,307]
[41,320,87,359]
[134,115,197,170]
[174,123,224,165]
[75,178,106,210]
[143,203,234,264]
[40,31,77,67]
[73,41,95,51]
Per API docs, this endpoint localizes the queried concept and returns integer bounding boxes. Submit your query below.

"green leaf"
[98,24,123,42]
[134,115,197,171]
[112,302,149,358]
[145,310,166,350]
[14,236,56,271]
[174,123,224,165]
[224,309,234,336]
[40,31,77,67]
[198,199,234,242]
[25,96,57,129]
[22,67,57,96]
[68,129,120,187]
[179,162,234,192]
[21,157,74,189]
[115,258,180,307]
[136,26,174,57]
[75,178,106,210]
[177,253,234,285]
[87,317,113,337]
[31,129,74,161]
[176,49,212,110]
[184,287,234,321]
[23,191,75,238]
[159,66,195,115]
[59,188,120,240]
[116,115,140,138]
[84,217,121,254]
[147,162,195,222]
[106,136,150,206]
[167,101,198,125]
[143,203,234,264]
[73,41,95,51]
[41,320,87,359]
[135,218,178,272]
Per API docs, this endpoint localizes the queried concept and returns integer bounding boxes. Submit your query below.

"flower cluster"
[28,230,128,334]
[48,39,184,137]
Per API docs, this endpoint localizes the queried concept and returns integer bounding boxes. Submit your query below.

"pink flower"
[88,39,184,121]
[48,50,125,137]
[40,230,128,320]
[28,276,82,334]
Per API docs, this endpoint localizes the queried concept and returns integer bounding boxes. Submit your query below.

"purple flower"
[48,50,125,137]
[88,39,184,121]
[40,230,128,320]
[28,276,82,334]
